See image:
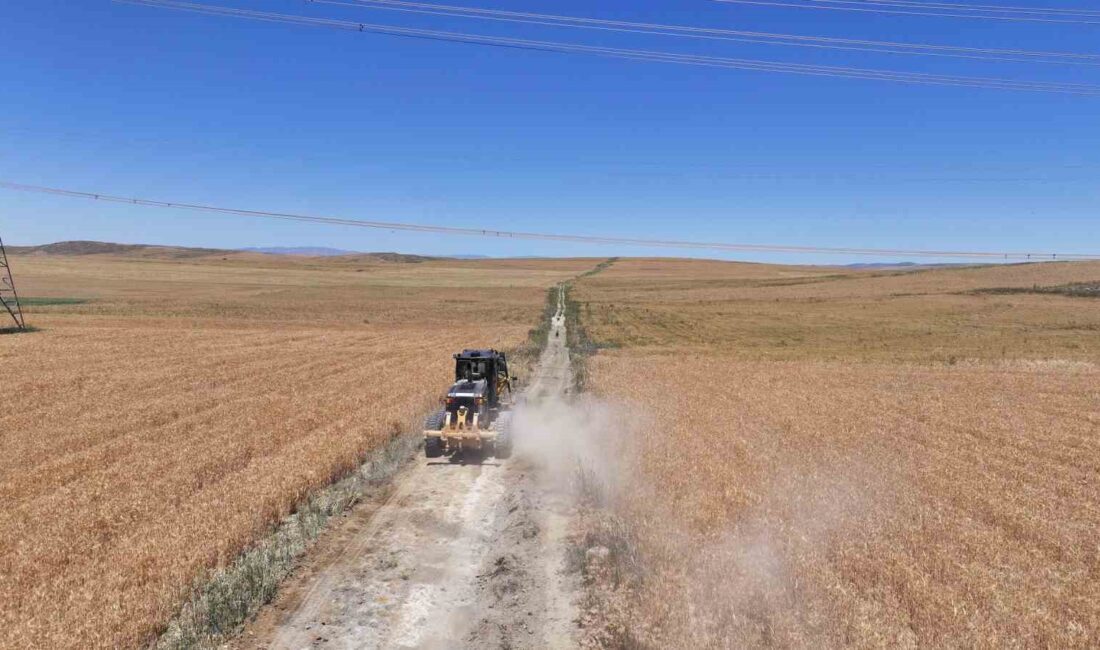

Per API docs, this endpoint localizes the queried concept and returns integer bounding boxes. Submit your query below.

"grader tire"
[424,410,446,430]
[425,436,443,459]
[424,410,446,458]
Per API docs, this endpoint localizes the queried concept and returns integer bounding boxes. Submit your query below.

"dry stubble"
[0,252,592,648]
[574,258,1100,648]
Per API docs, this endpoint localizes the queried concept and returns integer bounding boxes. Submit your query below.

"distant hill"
[7,241,441,264]
[8,241,232,259]
[241,246,359,256]
[844,262,978,270]
[845,262,920,269]
[245,248,488,261]
[334,252,438,264]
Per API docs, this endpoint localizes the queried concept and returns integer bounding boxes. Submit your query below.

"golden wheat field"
[580,258,1100,362]
[575,258,1100,648]
[0,249,591,648]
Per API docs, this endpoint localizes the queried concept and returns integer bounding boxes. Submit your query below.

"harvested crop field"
[574,259,1100,648]
[0,250,592,648]
[578,258,1100,362]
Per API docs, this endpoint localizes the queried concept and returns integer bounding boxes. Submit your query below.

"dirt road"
[235,288,578,649]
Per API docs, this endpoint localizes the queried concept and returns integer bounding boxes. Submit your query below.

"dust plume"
[654,461,893,648]
[510,394,634,502]
[511,393,899,648]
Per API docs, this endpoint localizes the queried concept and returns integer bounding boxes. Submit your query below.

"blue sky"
[1,0,1097,263]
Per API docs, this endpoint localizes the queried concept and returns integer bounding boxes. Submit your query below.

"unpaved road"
[234,288,578,649]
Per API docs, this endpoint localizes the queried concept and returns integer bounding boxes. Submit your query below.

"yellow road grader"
[423,349,515,459]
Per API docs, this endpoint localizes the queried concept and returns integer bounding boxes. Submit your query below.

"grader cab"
[423,349,515,458]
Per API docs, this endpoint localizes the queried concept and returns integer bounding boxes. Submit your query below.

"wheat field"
[575,258,1100,648]
[0,251,591,648]
[579,258,1100,362]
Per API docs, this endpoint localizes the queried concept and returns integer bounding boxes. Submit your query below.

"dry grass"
[0,251,592,648]
[573,258,1100,648]
[578,258,1100,362]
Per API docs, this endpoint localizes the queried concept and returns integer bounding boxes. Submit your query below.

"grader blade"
[422,349,515,459]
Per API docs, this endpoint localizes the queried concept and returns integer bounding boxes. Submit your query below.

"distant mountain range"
[845,262,920,269]
[7,241,437,263]
[8,241,229,259]
[243,247,490,259]
[241,246,359,256]
[844,262,975,269]
[8,242,980,267]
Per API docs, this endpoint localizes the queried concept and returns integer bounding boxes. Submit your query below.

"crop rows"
[0,253,588,647]
[575,258,1100,648]
[587,354,1099,647]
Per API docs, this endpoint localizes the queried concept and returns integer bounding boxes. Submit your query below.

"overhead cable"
[2,181,1096,260]
[315,0,1100,65]
[711,0,1100,24]
[117,0,1100,94]
[803,0,1100,18]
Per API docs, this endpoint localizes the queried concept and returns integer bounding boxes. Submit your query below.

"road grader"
[423,349,515,459]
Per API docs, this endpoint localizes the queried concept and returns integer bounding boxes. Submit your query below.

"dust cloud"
[510,394,634,502]
[666,463,891,647]
[510,394,898,647]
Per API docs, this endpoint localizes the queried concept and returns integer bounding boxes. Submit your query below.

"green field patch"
[16,297,92,306]
[0,325,39,335]
[975,282,1100,299]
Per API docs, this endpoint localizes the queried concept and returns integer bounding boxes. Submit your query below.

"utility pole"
[0,234,26,330]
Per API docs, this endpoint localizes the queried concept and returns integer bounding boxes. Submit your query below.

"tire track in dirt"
[234,287,579,649]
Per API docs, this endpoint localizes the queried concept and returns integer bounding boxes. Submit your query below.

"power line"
[712,0,1100,24]
[118,0,1100,94]
[315,0,1100,65]
[805,0,1100,17]
[2,181,1096,261]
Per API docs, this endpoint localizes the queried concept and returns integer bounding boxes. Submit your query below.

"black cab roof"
[454,349,504,360]
[448,379,487,396]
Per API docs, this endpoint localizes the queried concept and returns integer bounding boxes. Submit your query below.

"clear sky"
[2,0,1097,263]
